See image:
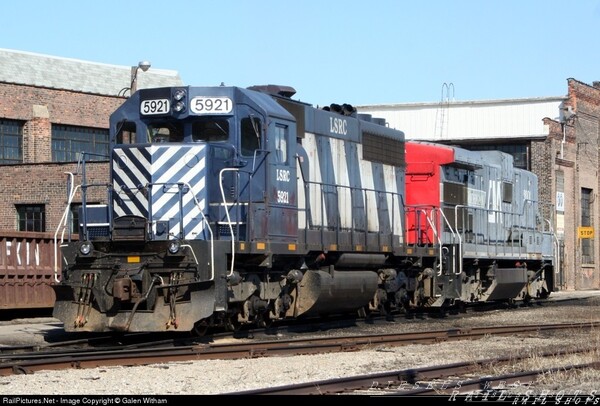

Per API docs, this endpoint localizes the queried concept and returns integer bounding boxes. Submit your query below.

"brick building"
[0,48,183,234]
[358,79,600,291]
[543,79,600,290]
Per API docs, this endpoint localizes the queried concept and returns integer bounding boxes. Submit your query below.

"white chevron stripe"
[151,146,187,190]
[146,146,205,240]
[113,165,148,216]
[332,138,352,229]
[383,165,402,236]
[113,202,127,218]
[154,166,203,221]
[185,197,207,239]
[163,201,203,238]
[304,133,327,228]
[358,145,379,232]
[166,199,201,236]
[111,145,207,241]
[153,156,205,217]
[112,180,145,217]
[112,149,149,217]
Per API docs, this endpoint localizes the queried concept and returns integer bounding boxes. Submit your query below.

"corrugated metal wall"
[0,232,58,309]
[357,97,565,141]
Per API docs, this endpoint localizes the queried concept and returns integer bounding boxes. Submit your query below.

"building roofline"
[357,95,567,109]
[0,48,178,76]
[0,48,183,96]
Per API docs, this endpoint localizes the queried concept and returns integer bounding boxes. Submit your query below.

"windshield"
[192,118,229,142]
[146,122,184,143]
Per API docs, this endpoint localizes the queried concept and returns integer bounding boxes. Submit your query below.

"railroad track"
[2,321,599,377]
[232,348,600,395]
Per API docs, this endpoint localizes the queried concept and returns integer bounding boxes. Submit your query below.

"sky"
[2,0,600,108]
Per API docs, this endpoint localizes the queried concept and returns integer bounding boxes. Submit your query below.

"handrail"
[545,219,561,275]
[435,207,460,275]
[53,172,80,283]
[182,181,214,281]
[412,208,444,276]
[135,180,215,281]
[301,178,403,247]
[219,168,239,278]
[430,207,460,276]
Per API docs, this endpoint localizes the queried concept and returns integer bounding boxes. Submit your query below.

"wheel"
[225,316,242,332]
[257,314,273,329]
[192,318,210,336]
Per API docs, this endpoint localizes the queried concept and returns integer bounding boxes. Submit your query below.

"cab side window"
[114,120,136,144]
[274,125,287,164]
[241,117,261,156]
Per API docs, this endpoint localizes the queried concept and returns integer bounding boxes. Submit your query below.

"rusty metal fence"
[0,231,58,309]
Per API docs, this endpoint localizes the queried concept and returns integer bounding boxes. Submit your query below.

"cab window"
[241,116,261,156]
[147,122,183,143]
[274,125,287,164]
[192,118,229,142]
[114,120,136,144]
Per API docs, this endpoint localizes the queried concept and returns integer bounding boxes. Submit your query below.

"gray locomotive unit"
[404,141,555,308]
[52,85,555,333]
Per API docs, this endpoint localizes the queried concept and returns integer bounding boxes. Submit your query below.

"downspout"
[561,122,566,159]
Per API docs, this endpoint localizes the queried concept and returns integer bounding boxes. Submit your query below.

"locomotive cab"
[107,86,299,244]
[54,86,303,332]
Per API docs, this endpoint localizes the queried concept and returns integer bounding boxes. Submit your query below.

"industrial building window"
[16,204,45,232]
[0,119,23,164]
[51,124,109,162]
[581,188,594,264]
[556,171,565,212]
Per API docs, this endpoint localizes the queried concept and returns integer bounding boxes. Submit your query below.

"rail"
[3,321,596,377]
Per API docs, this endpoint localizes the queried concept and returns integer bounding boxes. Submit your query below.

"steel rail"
[1,321,598,376]
[233,347,600,395]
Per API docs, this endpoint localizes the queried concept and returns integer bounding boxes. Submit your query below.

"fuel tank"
[290,269,378,318]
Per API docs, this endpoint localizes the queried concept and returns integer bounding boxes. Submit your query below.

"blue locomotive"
[52,85,555,333]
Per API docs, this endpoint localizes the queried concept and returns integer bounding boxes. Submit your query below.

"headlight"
[168,240,181,254]
[79,241,93,255]
[173,89,186,101]
[174,101,186,112]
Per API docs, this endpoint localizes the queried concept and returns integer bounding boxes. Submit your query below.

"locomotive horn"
[329,103,342,113]
[342,103,355,116]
